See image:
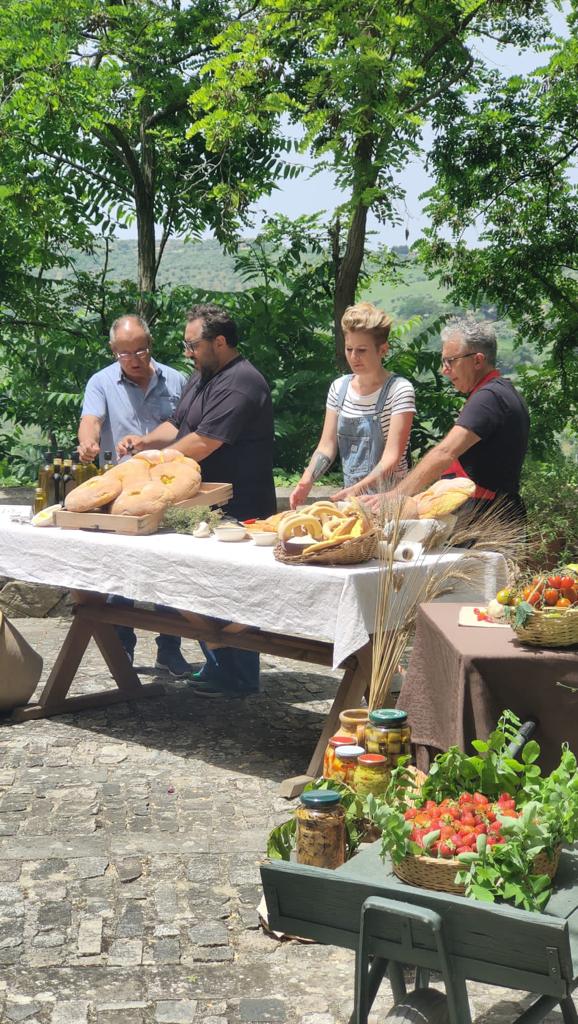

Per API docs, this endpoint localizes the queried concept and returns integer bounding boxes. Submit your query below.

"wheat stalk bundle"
[366,489,527,711]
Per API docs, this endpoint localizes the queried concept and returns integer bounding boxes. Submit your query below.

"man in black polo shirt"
[364,317,530,522]
[118,303,276,697]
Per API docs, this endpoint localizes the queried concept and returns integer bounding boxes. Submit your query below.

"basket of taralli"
[272,501,378,567]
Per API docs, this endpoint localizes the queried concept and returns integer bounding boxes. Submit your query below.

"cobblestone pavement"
[0,620,566,1024]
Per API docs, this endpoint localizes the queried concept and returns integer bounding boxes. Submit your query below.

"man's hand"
[77,440,100,464]
[117,434,145,458]
[289,480,312,510]
[331,483,360,501]
[358,492,387,514]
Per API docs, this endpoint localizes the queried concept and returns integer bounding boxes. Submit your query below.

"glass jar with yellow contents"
[323,734,356,780]
[330,744,364,786]
[353,753,389,798]
[365,709,411,769]
[295,790,346,868]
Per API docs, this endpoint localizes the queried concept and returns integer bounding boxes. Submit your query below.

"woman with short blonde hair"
[290,302,415,507]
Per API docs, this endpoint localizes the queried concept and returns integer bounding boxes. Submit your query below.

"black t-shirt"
[456,377,530,495]
[170,355,276,520]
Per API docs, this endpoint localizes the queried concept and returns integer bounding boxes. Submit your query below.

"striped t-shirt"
[327,373,416,475]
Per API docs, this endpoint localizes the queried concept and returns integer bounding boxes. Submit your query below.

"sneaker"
[154,649,193,678]
[188,676,259,699]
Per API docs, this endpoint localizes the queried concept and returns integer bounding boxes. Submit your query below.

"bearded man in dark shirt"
[364,317,530,524]
[118,303,276,697]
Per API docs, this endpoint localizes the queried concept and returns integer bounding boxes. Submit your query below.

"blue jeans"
[198,641,260,693]
[107,595,181,659]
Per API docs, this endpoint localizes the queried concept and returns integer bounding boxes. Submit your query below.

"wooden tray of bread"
[54,482,233,535]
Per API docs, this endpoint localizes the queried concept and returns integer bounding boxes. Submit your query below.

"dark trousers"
[106,595,181,658]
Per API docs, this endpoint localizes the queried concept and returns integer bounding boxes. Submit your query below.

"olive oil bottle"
[33,487,47,515]
[70,450,82,489]
[100,450,114,474]
[61,456,73,499]
[51,454,63,505]
[38,451,53,506]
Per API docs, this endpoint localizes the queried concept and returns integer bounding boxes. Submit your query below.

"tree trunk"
[332,130,376,365]
[333,201,369,365]
[135,100,157,319]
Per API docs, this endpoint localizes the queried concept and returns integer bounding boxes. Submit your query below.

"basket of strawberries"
[376,711,577,911]
[393,791,560,895]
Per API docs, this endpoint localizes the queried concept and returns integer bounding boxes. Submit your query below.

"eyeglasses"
[441,352,479,370]
[183,338,209,353]
[115,348,150,361]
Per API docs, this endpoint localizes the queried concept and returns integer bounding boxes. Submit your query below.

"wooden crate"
[54,482,233,535]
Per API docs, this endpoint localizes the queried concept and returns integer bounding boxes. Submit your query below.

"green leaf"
[522,741,540,765]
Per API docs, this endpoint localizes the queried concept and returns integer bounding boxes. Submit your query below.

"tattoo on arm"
[310,451,333,482]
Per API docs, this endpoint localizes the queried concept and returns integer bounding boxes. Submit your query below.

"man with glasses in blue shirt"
[78,314,190,676]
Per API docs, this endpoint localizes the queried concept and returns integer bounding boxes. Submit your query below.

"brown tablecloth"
[399,602,578,773]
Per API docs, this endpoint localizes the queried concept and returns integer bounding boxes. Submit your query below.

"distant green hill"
[50,238,536,370]
[50,238,248,292]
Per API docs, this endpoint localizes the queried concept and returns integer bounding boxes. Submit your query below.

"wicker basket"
[512,607,578,648]
[393,843,561,896]
[273,531,378,567]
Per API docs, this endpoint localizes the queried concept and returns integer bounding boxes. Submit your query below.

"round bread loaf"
[150,460,201,502]
[160,448,186,463]
[106,459,151,485]
[64,475,122,512]
[134,449,165,466]
[110,481,173,517]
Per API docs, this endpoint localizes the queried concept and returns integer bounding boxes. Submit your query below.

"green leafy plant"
[161,506,223,534]
[378,712,578,911]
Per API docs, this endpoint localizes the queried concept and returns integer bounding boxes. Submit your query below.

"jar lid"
[300,790,342,808]
[335,744,365,759]
[329,734,353,748]
[368,709,408,725]
[357,753,387,766]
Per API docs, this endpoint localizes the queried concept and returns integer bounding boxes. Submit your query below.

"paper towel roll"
[392,540,424,562]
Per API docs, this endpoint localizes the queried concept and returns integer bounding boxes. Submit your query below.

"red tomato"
[474,823,487,835]
[439,825,454,840]
[489,820,502,833]
[560,576,575,590]
[561,587,578,604]
[485,810,496,823]
[557,597,572,608]
[487,836,499,846]
[544,588,559,606]
[548,575,562,589]
[404,808,417,820]
[473,792,489,806]
[459,813,476,827]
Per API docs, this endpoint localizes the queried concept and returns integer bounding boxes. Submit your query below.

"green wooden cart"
[261,841,578,1024]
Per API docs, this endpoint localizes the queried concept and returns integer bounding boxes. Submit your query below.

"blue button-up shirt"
[81,360,186,464]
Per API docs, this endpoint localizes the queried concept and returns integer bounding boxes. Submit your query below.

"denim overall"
[335,373,400,491]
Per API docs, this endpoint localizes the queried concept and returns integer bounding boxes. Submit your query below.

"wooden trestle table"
[0,507,507,795]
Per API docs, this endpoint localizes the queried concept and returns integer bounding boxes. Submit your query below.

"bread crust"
[150,460,202,502]
[64,475,122,512]
[110,481,173,516]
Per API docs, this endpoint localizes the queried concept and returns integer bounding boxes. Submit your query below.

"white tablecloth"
[1,507,507,668]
